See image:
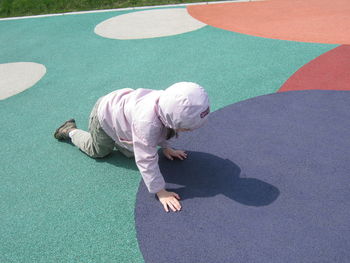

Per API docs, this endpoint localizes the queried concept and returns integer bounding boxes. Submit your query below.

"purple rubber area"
[135,90,350,263]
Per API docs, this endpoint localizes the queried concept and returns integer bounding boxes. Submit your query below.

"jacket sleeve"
[132,121,166,194]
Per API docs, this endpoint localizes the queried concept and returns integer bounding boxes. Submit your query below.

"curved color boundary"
[187,0,350,44]
[279,45,350,92]
[94,8,206,40]
[0,62,46,100]
[136,90,350,263]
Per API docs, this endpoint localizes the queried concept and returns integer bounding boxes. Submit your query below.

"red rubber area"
[279,45,350,92]
[187,0,350,44]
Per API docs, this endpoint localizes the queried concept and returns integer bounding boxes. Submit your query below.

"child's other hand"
[163,148,187,161]
[157,189,181,212]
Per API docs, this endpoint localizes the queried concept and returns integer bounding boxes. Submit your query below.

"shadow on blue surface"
[159,151,280,206]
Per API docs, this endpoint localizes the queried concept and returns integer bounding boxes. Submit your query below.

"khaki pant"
[70,98,134,158]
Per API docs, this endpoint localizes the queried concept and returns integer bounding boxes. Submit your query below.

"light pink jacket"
[97,82,210,193]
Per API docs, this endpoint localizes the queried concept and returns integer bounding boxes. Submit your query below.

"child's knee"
[90,151,110,158]
[89,145,113,158]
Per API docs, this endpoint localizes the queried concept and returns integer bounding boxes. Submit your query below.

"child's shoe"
[54,119,77,140]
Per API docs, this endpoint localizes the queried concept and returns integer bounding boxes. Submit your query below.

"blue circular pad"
[135,90,350,263]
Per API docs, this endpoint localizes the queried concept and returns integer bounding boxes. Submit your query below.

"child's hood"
[157,82,210,130]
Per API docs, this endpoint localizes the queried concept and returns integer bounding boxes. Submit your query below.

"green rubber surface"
[0,8,336,263]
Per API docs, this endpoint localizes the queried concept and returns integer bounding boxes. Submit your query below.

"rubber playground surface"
[1,0,349,262]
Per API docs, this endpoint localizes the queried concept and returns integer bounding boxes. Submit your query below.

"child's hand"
[157,189,181,212]
[163,148,187,161]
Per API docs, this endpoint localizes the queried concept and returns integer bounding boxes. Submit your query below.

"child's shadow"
[159,151,280,206]
[95,151,138,171]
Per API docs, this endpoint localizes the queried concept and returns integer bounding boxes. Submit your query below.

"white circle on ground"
[94,8,206,40]
[0,62,46,100]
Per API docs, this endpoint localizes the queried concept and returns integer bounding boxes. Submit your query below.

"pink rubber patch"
[279,45,350,92]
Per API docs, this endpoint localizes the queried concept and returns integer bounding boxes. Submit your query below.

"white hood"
[157,82,210,130]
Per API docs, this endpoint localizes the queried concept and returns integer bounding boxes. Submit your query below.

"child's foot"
[54,119,77,141]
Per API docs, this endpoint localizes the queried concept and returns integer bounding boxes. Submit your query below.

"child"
[54,82,210,212]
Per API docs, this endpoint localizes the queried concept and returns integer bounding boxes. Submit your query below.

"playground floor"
[1,0,349,262]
